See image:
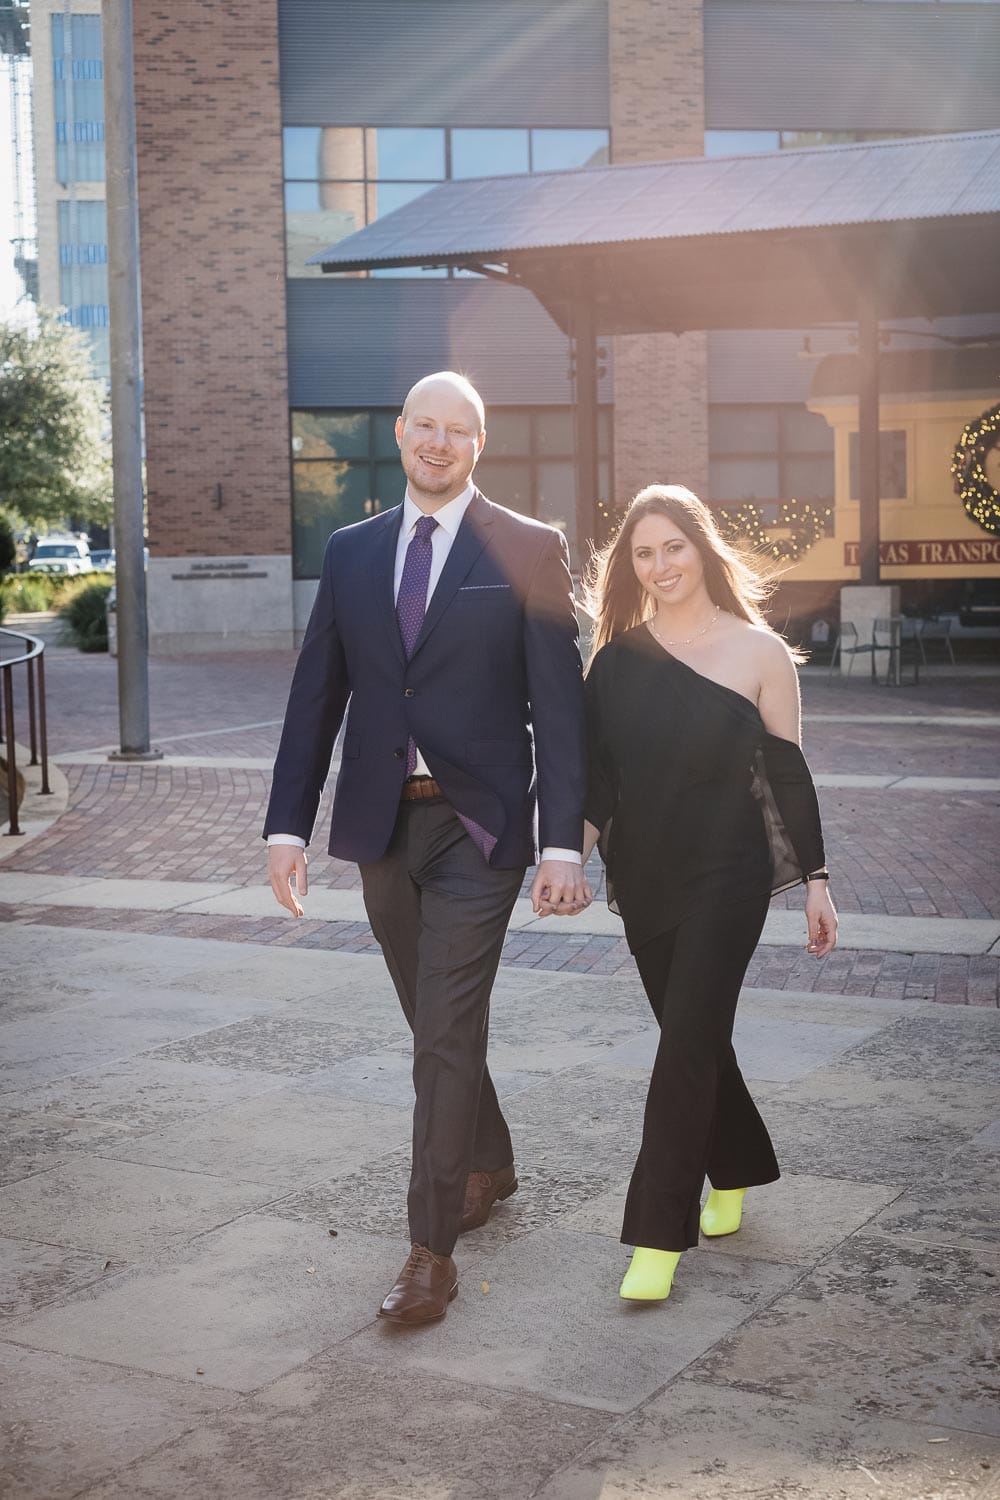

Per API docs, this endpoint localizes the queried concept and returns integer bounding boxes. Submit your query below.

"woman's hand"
[805,882,838,958]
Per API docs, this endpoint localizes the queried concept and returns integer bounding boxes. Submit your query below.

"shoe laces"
[400,1244,442,1279]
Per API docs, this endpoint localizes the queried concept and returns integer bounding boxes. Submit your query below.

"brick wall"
[133,0,291,558]
[608,0,709,508]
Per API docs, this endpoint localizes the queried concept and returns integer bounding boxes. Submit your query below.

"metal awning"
[312,131,1000,579]
[313,131,1000,333]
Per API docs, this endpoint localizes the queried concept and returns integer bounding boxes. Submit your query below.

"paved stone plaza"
[1,642,998,1499]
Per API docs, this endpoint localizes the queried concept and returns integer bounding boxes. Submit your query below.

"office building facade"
[33,0,1000,650]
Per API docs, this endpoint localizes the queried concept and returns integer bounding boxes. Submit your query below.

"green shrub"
[2,575,58,613]
[58,576,113,652]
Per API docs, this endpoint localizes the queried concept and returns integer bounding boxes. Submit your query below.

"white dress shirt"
[268,482,580,864]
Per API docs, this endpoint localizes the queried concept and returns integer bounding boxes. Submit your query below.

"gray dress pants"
[360,798,524,1256]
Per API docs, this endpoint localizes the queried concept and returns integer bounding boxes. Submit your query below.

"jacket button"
[403,688,415,698]
[393,748,404,759]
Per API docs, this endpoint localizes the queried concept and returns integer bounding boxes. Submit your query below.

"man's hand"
[805,883,838,958]
[268,844,308,917]
[530,859,593,918]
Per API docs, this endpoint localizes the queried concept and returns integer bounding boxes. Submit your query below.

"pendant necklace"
[649,605,720,649]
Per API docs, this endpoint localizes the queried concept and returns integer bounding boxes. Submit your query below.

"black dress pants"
[360,799,524,1257]
[621,893,779,1253]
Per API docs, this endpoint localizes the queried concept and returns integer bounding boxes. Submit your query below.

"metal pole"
[857,291,881,587]
[37,651,51,795]
[2,671,21,835]
[102,0,159,760]
[26,656,38,765]
[571,292,600,564]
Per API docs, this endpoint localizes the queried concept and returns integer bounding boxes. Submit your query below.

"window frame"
[282,124,611,280]
[708,402,835,518]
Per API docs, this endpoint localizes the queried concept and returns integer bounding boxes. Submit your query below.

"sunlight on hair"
[584,484,804,664]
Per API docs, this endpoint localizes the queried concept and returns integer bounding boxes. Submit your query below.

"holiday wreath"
[952,401,1000,537]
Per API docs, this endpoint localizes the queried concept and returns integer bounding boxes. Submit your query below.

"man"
[265,371,589,1324]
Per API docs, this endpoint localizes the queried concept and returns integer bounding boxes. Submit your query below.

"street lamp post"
[102,0,160,760]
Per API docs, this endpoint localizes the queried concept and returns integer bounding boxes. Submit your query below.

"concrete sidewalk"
[1,645,999,1496]
[1,922,998,1498]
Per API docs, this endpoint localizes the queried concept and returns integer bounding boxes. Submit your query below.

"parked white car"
[27,539,93,576]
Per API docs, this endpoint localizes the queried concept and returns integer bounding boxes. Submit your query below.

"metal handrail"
[0,625,51,836]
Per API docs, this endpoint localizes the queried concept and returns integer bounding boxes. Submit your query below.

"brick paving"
[7,761,999,921]
[2,901,997,1007]
[802,719,1000,778]
[770,787,1000,919]
[20,645,296,755]
[16,645,1000,760]
[4,644,1000,1009]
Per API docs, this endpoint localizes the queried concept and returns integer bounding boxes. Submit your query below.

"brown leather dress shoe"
[378,1244,458,1324]
[460,1164,518,1234]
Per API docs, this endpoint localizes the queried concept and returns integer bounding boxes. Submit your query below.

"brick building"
[29,0,1000,651]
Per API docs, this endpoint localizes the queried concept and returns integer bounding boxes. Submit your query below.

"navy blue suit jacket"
[263,489,586,869]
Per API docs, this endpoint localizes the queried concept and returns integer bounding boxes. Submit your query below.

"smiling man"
[265,371,589,1324]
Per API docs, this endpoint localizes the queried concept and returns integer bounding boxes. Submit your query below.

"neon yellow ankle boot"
[700,1187,746,1237]
[618,1246,682,1301]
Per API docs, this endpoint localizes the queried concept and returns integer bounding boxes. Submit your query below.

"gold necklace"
[649,605,720,649]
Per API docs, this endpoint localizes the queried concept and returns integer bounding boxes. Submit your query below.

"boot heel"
[499,1179,518,1202]
[448,1283,459,1302]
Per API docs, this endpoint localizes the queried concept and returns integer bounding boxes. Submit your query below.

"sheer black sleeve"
[756,732,826,887]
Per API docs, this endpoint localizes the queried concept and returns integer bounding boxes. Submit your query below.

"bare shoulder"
[724,617,795,673]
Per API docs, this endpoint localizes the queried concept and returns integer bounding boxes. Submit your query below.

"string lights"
[951,402,1000,537]
[717,499,833,563]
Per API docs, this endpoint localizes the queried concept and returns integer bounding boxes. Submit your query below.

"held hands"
[530,859,593,919]
[805,881,838,958]
[268,844,308,917]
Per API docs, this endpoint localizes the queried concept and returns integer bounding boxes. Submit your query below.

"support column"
[857,291,881,587]
[840,289,896,677]
[133,0,292,654]
[103,0,158,757]
[572,295,600,564]
[609,0,708,506]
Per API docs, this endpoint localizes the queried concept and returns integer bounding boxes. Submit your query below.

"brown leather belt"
[400,775,444,802]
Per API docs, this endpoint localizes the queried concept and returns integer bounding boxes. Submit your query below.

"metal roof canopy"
[315,132,1000,580]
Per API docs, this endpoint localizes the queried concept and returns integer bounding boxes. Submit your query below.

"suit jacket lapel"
[411,490,493,660]
[370,505,406,666]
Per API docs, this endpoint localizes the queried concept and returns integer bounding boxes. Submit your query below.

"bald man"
[265,372,589,1323]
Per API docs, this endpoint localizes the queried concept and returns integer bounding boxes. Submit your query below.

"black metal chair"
[873,616,920,686]
[828,620,877,679]
[915,616,957,667]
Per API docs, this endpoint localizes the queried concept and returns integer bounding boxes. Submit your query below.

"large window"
[283,126,610,278]
[57,199,109,378]
[291,405,612,578]
[704,129,932,157]
[52,14,105,183]
[709,405,834,514]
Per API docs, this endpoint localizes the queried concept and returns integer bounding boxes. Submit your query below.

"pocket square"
[458,583,511,592]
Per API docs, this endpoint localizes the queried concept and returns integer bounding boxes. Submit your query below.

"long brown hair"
[584,484,790,660]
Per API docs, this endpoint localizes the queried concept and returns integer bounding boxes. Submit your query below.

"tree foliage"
[0,313,113,529]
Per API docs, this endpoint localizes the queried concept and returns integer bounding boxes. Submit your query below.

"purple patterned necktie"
[395,512,496,861]
[397,514,437,774]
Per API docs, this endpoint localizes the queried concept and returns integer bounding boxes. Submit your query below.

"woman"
[582,484,837,1302]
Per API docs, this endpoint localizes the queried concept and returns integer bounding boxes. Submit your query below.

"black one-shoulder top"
[584,625,826,952]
